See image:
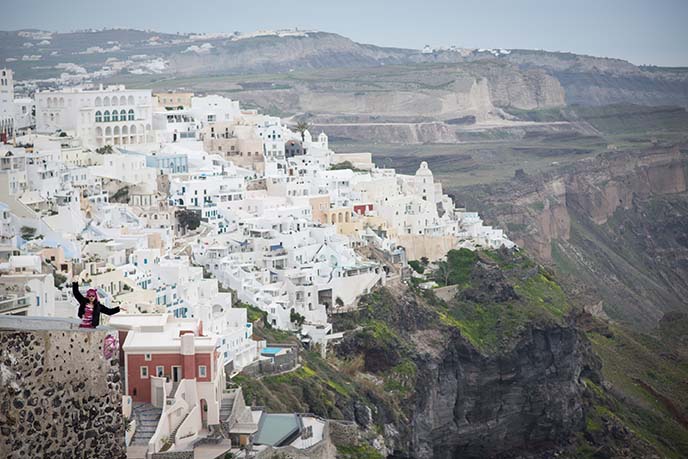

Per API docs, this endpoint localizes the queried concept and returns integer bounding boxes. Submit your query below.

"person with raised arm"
[72,275,126,328]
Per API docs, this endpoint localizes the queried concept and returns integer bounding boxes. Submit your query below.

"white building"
[190,95,241,128]
[89,152,158,194]
[13,97,34,131]
[35,85,154,148]
[0,69,14,139]
[0,255,57,317]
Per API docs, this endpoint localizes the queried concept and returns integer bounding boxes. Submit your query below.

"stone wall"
[0,317,126,459]
[253,420,336,459]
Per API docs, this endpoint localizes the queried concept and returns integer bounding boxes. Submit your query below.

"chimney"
[180,333,196,380]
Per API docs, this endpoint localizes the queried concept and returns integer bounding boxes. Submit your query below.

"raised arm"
[72,281,86,304]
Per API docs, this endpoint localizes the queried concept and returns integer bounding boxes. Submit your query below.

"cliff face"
[454,147,688,328]
[0,318,126,459]
[330,251,604,458]
[412,326,588,458]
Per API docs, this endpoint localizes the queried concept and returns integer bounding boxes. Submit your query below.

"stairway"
[169,411,190,441]
[219,394,236,422]
[131,402,163,446]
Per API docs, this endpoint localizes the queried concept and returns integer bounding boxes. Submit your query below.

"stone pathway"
[131,402,163,446]
[193,439,232,459]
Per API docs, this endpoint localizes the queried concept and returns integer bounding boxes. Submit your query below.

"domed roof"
[415,161,433,176]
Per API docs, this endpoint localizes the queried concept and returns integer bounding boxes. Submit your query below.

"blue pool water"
[261,347,283,355]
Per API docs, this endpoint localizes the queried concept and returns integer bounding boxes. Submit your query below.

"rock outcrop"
[413,326,588,458]
[331,251,601,458]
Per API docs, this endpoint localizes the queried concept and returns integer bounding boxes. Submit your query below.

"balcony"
[0,295,30,315]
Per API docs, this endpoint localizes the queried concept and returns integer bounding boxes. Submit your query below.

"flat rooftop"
[107,313,170,330]
[253,413,302,447]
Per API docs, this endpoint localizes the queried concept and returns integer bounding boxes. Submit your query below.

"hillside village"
[0,67,513,458]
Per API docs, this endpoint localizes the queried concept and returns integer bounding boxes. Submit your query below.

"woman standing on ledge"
[72,276,126,328]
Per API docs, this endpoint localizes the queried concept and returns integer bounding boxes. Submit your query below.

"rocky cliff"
[235,250,617,458]
[453,147,688,329]
[411,324,588,458]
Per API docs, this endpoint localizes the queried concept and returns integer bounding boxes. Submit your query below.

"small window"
[144,353,152,361]
[140,366,149,379]
[198,365,207,378]
[156,366,164,377]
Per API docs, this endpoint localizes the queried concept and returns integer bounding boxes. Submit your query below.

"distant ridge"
[2,28,687,107]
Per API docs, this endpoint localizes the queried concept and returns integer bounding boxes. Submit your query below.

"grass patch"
[513,271,569,319]
[586,323,688,458]
[337,444,384,459]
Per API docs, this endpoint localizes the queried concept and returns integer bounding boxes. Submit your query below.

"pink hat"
[86,289,99,301]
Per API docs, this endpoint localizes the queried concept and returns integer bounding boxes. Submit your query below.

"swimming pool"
[261,347,284,356]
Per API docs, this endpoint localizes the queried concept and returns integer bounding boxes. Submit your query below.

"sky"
[2,0,687,66]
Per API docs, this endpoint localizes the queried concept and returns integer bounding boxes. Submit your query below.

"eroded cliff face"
[411,326,589,458]
[454,147,688,328]
[457,147,686,260]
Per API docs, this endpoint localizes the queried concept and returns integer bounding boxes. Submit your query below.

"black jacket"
[72,282,120,327]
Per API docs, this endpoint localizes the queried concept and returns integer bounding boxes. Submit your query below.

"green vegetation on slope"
[430,248,570,353]
[336,444,385,459]
[582,318,688,458]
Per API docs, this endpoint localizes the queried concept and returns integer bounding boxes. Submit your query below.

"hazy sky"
[2,0,688,66]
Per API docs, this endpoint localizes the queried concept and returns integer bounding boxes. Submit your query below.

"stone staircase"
[219,394,236,422]
[131,402,163,446]
[169,411,190,442]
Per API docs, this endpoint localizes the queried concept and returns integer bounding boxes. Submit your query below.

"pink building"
[110,314,226,454]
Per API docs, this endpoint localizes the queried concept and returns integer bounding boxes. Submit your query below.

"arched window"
[120,109,127,120]
[95,111,102,122]
[111,96,118,107]
[95,97,102,107]
[128,95,135,105]
[103,110,111,122]
[120,96,127,105]
[111,111,119,122]
[128,109,135,121]
[103,96,110,106]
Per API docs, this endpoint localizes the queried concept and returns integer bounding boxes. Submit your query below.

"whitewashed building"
[35,85,154,147]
